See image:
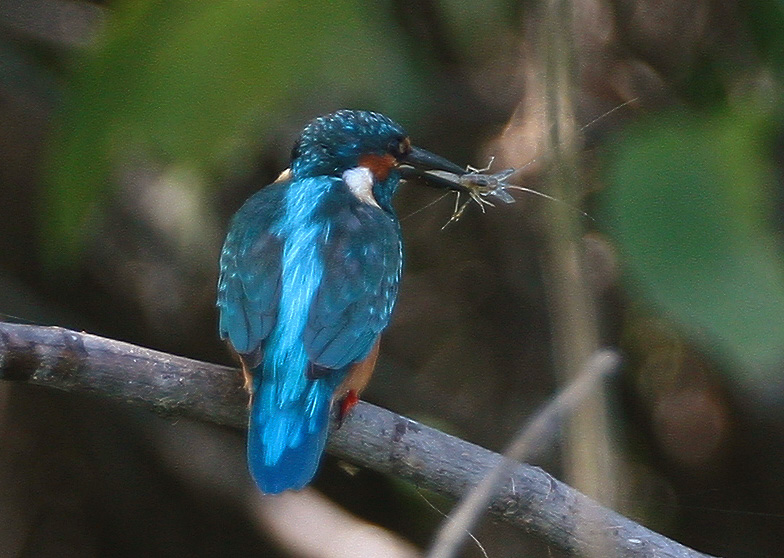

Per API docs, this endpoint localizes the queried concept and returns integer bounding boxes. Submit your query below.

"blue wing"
[217,182,285,363]
[303,195,402,370]
[218,176,402,494]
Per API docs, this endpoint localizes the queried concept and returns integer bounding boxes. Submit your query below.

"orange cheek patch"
[358,153,397,181]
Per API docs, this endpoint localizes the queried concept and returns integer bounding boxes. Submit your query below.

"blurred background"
[2,0,784,557]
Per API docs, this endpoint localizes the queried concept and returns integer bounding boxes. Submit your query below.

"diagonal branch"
[427,350,622,558]
[0,322,715,558]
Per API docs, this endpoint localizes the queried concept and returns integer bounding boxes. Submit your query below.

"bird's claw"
[336,389,359,428]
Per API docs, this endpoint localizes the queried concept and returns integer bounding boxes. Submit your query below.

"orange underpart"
[358,153,397,181]
[335,340,380,427]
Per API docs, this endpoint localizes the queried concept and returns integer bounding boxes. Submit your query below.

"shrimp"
[426,158,584,228]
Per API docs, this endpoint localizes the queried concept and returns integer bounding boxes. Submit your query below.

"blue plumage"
[218,110,465,493]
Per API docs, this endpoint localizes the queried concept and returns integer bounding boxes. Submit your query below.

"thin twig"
[0,322,716,558]
[426,349,621,558]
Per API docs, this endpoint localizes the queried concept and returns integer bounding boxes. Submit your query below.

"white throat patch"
[342,166,379,208]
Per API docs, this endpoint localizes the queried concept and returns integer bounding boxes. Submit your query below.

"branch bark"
[426,350,622,558]
[0,322,715,558]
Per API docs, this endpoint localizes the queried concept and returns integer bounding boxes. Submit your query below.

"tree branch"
[0,322,715,558]
[427,349,622,558]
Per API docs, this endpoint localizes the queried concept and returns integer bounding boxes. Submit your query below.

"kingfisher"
[217,110,467,494]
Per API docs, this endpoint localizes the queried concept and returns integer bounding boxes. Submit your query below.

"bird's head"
[289,110,466,211]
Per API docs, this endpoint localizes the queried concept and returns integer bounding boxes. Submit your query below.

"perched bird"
[217,110,466,494]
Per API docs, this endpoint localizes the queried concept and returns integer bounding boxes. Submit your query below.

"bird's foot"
[337,390,359,428]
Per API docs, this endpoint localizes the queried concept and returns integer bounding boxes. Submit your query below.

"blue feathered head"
[291,110,411,180]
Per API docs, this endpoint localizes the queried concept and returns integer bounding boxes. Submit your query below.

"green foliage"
[439,0,520,61]
[44,0,421,264]
[602,105,784,387]
[743,0,784,74]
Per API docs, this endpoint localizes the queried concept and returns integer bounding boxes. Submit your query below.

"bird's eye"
[389,136,411,158]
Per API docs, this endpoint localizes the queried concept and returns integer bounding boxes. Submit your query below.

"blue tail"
[247,372,338,494]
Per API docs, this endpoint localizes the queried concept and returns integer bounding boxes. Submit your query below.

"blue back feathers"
[218,110,406,493]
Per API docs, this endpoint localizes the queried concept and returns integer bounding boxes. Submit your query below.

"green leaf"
[602,107,784,386]
[44,0,415,264]
[743,0,784,75]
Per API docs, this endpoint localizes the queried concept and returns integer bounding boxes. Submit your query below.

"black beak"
[403,146,465,175]
[399,146,471,193]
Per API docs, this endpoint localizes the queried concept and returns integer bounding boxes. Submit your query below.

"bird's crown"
[290,110,410,178]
